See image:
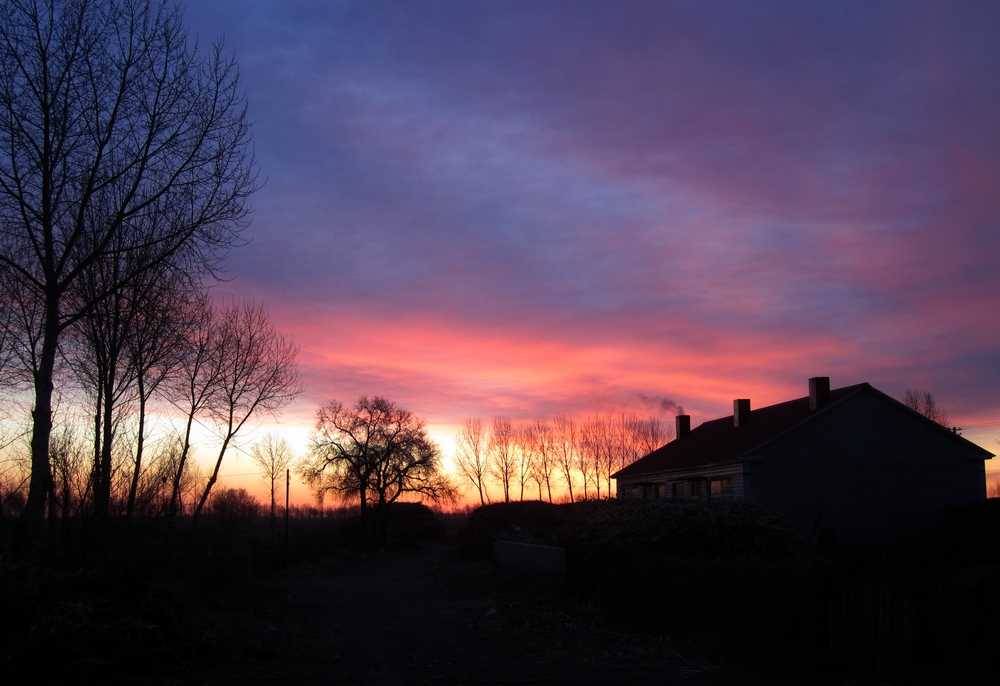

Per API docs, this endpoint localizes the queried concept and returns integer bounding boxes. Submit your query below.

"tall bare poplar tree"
[488,416,517,503]
[0,0,257,544]
[454,417,491,506]
[553,416,577,503]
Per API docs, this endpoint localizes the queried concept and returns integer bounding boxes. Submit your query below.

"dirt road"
[173,544,839,686]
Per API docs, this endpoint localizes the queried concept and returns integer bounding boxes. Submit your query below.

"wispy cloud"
[186,1,1000,455]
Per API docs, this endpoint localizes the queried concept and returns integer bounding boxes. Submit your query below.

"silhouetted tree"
[528,419,556,503]
[488,416,517,503]
[0,0,257,544]
[121,270,197,518]
[190,301,302,531]
[578,418,604,499]
[553,416,578,502]
[514,426,534,501]
[902,389,950,426]
[632,415,671,455]
[454,417,491,506]
[209,486,260,522]
[301,396,454,544]
[248,432,295,525]
[168,295,221,520]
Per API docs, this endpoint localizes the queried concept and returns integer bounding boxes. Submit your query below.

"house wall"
[617,463,746,501]
[750,392,987,542]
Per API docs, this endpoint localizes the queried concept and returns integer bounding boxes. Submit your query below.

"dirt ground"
[147,543,845,686]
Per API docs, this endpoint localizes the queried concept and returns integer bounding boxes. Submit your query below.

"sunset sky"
[180,1,1000,495]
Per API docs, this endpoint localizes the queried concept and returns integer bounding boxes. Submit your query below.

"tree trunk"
[94,366,116,520]
[126,383,147,518]
[19,303,59,550]
[190,431,234,532]
[168,408,197,519]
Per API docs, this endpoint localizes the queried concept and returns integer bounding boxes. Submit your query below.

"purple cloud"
[182,1,1000,455]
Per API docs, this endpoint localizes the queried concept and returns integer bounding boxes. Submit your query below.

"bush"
[458,500,565,557]
[459,498,816,562]
[338,502,446,547]
[209,488,260,521]
[558,498,817,562]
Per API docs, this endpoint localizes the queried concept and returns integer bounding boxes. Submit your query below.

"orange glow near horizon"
[174,304,992,509]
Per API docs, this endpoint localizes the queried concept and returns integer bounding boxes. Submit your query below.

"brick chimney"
[809,377,831,411]
[734,399,751,427]
[676,414,691,439]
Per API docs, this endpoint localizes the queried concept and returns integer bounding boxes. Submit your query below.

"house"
[612,377,993,542]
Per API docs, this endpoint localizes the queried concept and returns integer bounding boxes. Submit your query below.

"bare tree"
[0,0,258,543]
[514,426,534,501]
[578,418,604,499]
[902,389,950,426]
[553,416,577,502]
[66,252,145,521]
[530,418,556,503]
[617,414,668,469]
[49,424,91,535]
[488,416,517,503]
[633,415,671,455]
[126,434,184,517]
[121,270,197,518]
[248,432,295,525]
[453,417,491,506]
[168,295,222,520]
[300,396,454,544]
[0,283,19,390]
[190,301,302,531]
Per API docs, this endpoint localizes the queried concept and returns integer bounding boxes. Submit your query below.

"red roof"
[614,383,872,478]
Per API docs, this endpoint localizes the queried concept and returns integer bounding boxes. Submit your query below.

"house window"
[710,478,734,497]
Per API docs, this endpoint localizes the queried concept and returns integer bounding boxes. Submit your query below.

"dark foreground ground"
[121,543,842,686]
[7,499,998,685]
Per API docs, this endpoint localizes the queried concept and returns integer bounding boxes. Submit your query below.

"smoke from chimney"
[637,393,686,416]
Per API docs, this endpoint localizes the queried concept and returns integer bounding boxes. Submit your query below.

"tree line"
[0,0,306,553]
[452,414,673,505]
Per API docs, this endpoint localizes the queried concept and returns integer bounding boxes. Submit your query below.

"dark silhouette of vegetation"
[453,412,670,504]
[299,396,455,544]
[189,300,303,531]
[902,388,950,426]
[248,432,296,526]
[454,417,490,506]
[209,486,261,521]
[0,0,258,550]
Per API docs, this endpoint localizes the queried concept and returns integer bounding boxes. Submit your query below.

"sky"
[179,0,1000,494]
